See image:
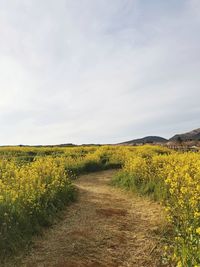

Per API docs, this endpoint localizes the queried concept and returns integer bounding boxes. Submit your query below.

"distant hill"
[119,136,168,145]
[170,128,200,142]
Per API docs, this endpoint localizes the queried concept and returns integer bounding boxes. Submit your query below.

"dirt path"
[20,170,166,267]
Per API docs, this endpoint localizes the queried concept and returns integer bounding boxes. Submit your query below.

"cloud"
[0,0,199,144]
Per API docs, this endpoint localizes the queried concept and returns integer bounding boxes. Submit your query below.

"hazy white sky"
[0,0,200,145]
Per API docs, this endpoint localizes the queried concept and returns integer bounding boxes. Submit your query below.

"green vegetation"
[112,146,200,266]
[0,146,123,261]
[0,144,199,266]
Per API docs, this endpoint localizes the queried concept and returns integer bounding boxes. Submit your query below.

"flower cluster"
[1,145,199,266]
[116,147,200,266]
[0,145,126,259]
[0,157,74,258]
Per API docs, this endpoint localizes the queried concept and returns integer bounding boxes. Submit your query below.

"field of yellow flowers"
[0,145,123,260]
[113,145,200,266]
[0,145,199,266]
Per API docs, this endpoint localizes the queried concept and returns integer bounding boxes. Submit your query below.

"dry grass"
[11,170,167,267]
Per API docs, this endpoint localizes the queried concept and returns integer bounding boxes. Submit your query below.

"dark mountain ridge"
[118,128,200,146]
[119,136,168,145]
[170,128,200,142]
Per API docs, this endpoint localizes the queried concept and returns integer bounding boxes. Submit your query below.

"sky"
[0,0,200,145]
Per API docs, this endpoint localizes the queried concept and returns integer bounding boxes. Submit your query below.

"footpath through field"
[20,170,166,267]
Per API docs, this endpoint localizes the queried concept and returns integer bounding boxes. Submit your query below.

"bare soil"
[18,170,166,267]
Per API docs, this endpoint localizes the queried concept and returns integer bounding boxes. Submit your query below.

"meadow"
[113,146,200,266]
[0,145,199,266]
[0,145,123,260]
